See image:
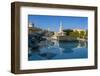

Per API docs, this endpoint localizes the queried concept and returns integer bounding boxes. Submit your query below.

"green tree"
[79,31,86,39]
[63,29,73,35]
[70,31,80,38]
[84,30,88,39]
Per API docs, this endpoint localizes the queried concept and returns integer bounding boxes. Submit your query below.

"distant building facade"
[73,29,86,34]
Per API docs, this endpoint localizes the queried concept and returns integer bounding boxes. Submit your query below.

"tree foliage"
[70,30,80,38]
[63,29,73,35]
[63,29,87,39]
[79,31,86,38]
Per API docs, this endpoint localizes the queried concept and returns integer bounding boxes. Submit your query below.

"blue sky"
[28,15,88,32]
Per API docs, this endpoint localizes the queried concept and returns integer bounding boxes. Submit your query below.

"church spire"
[59,21,63,32]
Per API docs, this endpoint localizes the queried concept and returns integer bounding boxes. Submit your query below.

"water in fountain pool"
[28,40,88,61]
